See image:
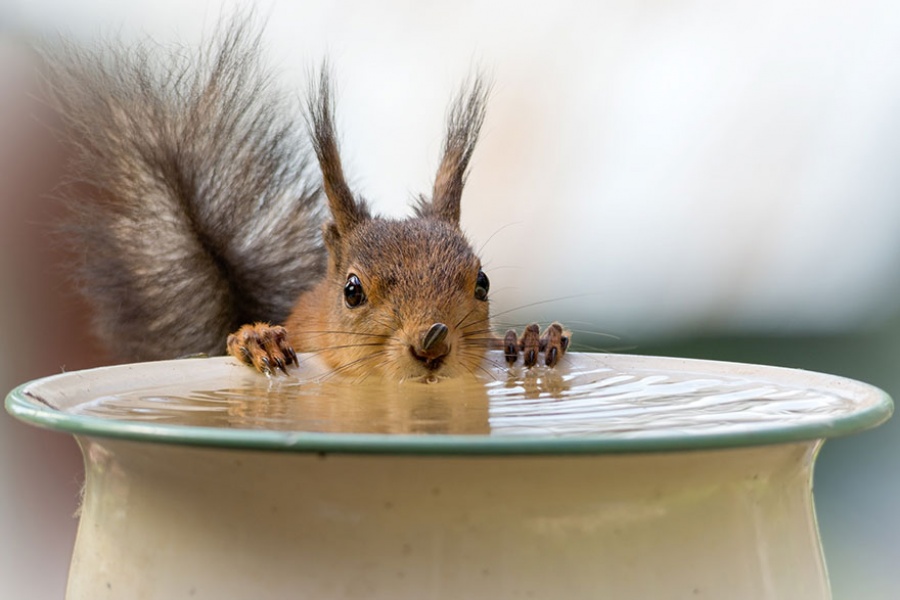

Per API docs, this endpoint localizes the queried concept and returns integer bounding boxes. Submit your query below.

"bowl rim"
[5,353,894,455]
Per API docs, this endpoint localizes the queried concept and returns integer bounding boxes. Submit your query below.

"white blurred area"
[3,0,900,597]
[6,0,900,338]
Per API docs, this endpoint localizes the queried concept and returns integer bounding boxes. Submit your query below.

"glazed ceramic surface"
[6,352,893,599]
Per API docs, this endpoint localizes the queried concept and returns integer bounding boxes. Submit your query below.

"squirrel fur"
[42,19,568,380]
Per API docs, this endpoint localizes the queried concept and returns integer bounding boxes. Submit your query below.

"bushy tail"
[41,19,326,362]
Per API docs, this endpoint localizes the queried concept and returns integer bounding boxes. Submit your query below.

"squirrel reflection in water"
[96,353,566,433]
[172,361,573,433]
[42,18,570,383]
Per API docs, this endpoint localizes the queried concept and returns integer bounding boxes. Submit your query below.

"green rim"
[4,355,894,455]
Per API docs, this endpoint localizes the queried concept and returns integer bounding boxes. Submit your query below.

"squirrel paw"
[227,323,297,375]
[503,322,570,368]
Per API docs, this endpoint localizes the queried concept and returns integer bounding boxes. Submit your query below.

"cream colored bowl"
[5,352,893,599]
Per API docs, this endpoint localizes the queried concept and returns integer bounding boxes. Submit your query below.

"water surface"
[66,352,866,438]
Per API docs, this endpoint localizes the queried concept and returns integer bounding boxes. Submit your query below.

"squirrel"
[40,19,569,381]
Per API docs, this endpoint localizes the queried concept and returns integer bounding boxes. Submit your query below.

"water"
[64,352,871,439]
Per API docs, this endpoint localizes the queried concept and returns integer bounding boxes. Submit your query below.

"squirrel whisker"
[319,350,390,382]
[484,294,598,323]
[299,330,393,339]
[454,306,480,330]
[456,349,505,377]
[303,342,386,352]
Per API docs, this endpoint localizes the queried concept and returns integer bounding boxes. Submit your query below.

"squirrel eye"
[344,274,366,308]
[474,270,490,301]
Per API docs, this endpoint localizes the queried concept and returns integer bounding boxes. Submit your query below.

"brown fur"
[281,72,495,380]
[44,17,567,379]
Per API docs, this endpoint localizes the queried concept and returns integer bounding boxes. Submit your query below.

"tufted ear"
[415,75,490,226]
[306,66,370,235]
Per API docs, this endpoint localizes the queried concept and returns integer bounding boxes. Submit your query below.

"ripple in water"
[62,352,871,439]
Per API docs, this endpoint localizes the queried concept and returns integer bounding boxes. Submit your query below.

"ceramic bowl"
[5,352,892,599]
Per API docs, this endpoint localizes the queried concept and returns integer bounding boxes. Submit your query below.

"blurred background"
[2,0,899,597]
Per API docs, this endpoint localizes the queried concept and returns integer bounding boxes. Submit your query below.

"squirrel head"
[300,71,493,381]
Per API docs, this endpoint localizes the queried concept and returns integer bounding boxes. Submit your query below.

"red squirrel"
[42,20,569,381]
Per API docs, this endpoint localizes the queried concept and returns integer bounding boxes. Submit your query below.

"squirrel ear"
[307,66,370,234]
[321,222,345,267]
[416,75,490,225]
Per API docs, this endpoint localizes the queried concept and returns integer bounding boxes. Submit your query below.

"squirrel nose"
[410,322,450,370]
[422,322,449,351]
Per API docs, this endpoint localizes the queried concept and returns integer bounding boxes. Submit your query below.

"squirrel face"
[284,71,495,381]
[316,218,492,380]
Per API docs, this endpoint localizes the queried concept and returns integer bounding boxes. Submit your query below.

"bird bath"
[5,351,893,599]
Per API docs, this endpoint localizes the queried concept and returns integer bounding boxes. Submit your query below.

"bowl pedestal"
[71,437,825,599]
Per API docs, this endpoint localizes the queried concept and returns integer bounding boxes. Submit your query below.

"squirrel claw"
[504,322,569,369]
[227,323,296,375]
[503,330,519,365]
